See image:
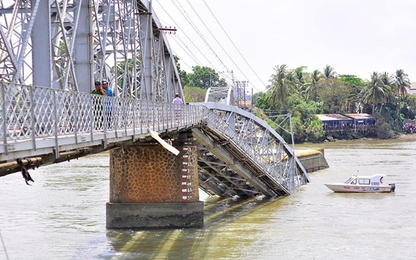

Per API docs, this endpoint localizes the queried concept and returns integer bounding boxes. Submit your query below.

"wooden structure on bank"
[316,113,376,135]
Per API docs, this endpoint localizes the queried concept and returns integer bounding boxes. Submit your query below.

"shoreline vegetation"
[320,132,416,143]
[397,133,416,141]
[181,65,416,144]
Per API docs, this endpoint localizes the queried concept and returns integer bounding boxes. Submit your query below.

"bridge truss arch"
[193,101,310,198]
[204,86,235,105]
[0,0,182,102]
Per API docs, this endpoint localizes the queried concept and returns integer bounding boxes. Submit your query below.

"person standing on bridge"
[172,93,184,120]
[91,81,105,129]
[102,80,113,97]
[102,80,114,129]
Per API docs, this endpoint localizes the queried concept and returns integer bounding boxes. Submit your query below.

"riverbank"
[397,133,416,141]
[297,133,416,151]
[322,132,416,143]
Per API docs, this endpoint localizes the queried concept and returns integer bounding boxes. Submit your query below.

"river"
[0,138,415,260]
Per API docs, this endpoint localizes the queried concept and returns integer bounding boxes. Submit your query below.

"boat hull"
[324,183,393,193]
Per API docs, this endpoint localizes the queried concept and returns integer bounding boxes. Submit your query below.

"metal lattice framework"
[0,1,310,198]
[204,86,235,105]
[194,87,310,197]
[0,82,205,163]
[0,0,182,101]
[194,103,310,197]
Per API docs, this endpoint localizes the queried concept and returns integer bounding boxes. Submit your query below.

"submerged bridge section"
[195,104,307,197]
[195,87,310,198]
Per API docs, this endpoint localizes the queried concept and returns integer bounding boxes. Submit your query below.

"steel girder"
[198,150,261,197]
[204,86,235,105]
[194,102,310,197]
[0,0,182,102]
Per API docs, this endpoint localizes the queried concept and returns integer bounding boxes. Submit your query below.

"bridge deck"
[1,85,309,198]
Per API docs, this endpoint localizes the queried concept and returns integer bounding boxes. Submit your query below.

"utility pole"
[235,81,241,107]
[251,87,254,108]
[209,71,214,88]
[235,80,248,108]
[242,81,248,106]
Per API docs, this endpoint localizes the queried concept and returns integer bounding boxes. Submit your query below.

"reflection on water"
[1,140,416,260]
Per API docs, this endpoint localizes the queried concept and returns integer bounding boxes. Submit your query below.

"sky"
[151,0,416,93]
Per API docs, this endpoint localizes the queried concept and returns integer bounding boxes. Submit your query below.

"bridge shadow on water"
[102,195,285,259]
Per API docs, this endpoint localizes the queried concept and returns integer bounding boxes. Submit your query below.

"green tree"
[187,66,221,89]
[267,64,295,111]
[290,115,307,143]
[174,56,189,87]
[252,91,267,108]
[322,64,336,79]
[400,94,416,119]
[362,72,389,114]
[183,86,207,102]
[379,72,399,116]
[338,74,366,113]
[114,57,141,97]
[317,79,349,113]
[338,74,366,87]
[305,115,325,142]
[395,69,411,97]
[293,66,307,84]
[374,117,395,139]
[393,69,411,124]
[286,94,324,142]
[380,72,394,87]
[292,66,308,98]
[305,69,322,101]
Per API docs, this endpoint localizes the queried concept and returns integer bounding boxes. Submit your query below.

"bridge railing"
[0,83,206,159]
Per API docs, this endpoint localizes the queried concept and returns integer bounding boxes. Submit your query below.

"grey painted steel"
[32,0,52,88]
[74,0,93,93]
[0,1,182,102]
[0,82,309,198]
[0,82,205,162]
[0,1,309,198]
[139,5,153,100]
[0,84,309,198]
[202,87,309,191]
[197,146,264,197]
[204,87,235,105]
[205,102,309,183]
[193,128,278,197]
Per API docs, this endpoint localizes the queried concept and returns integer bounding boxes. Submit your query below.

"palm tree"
[395,69,411,96]
[394,69,411,116]
[322,65,336,79]
[267,64,295,110]
[380,72,394,88]
[293,65,307,85]
[379,71,397,106]
[362,72,388,114]
[305,69,322,101]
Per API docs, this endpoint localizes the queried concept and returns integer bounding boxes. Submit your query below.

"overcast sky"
[152,0,416,93]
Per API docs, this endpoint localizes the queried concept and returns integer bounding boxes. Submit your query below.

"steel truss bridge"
[0,0,309,198]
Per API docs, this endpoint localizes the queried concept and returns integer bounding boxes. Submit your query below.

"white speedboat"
[325,174,396,193]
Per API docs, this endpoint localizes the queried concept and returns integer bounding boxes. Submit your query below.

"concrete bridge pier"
[106,131,204,229]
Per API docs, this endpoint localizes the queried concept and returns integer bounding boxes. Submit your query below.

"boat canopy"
[345,174,385,186]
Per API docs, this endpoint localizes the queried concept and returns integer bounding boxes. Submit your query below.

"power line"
[201,0,267,92]
[153,1,268,91]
